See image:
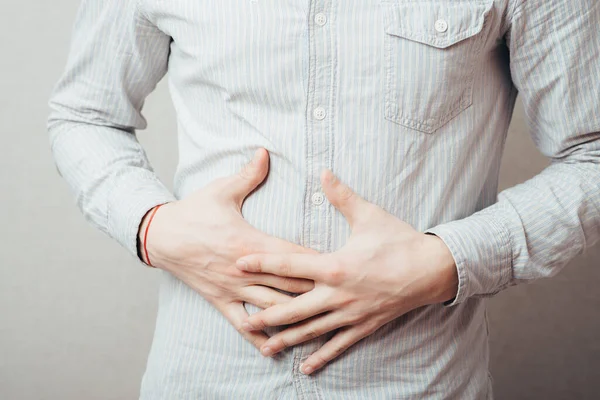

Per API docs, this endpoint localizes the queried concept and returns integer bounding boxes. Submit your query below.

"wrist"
[137,204,166,266]
[422,233,458,304]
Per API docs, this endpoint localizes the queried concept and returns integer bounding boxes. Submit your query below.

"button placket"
[302,0,333,256]
[295,1,334,399]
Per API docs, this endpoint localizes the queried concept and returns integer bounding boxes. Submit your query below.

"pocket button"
[434,19,448,33]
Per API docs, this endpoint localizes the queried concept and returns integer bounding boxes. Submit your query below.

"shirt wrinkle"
[48,1,600,399]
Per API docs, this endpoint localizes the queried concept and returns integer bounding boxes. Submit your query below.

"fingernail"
[236,260,249,270]
[300,363,313,375]
[261,347,273,357]
[242,322,254,331]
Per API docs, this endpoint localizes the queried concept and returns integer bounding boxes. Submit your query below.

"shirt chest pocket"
[381,0,493,134]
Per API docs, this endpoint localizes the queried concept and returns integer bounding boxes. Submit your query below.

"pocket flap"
[383,1,493,49]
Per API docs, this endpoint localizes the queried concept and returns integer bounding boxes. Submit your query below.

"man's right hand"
[139,148,316,350]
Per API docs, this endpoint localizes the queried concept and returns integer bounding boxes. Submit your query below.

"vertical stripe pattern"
[48,0,600,398]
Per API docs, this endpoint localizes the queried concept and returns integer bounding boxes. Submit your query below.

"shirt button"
[434,19,448,33]
[313,107,326,120]
[311,192,325,206]
[314,13,327,26]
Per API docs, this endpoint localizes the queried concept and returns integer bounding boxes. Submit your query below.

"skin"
[140,148,458,373]
[236,168,459,375]
[139,148,317,350]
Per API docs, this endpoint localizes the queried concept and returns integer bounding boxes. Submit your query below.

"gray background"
[1,2,599,399]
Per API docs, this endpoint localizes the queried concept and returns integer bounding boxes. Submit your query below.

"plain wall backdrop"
[1,1,599,399]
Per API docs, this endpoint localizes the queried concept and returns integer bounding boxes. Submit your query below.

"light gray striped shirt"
[48,0,600,398]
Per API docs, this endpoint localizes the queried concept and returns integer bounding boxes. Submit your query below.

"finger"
[240,285,294,309]
[226,148,270,207]
[259,312,345,357]
[236,252,332,281]
[320,169,368,228]
[300,324,375,375]
[254,233,319,256]
[220,302,270,350]
[251,273,315,294]
[243,291,329,331]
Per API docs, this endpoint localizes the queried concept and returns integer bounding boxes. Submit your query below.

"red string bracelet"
[143,204,164,267]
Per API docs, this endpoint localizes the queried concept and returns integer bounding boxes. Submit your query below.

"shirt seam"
[507,0,526,25]
[507,0,528,48]
[135,0,152,25]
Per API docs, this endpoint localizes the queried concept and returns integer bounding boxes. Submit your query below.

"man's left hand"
[235,169,459,375]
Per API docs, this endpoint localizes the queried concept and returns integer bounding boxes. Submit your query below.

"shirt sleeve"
[425,0,600,306]
[48,0,176,260]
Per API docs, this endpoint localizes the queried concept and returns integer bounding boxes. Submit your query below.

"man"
[48,0,600,398]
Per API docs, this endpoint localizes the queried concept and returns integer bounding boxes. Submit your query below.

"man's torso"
[140,1,515,398]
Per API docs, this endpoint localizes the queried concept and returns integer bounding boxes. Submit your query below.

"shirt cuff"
[424,210,514,306]
[106,169,176,261]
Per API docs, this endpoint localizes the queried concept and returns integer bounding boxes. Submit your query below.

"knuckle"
[254,318,267,330]
[337,296,354,308]
[279,337,291,349]
[239,162,256,181]
[304,328,320,341]
[254,260,264,273]
[338,186,354,202]
[260,299,276,309]
[278,260,292,277]
[346,313,363,324]
[289,310,303,324]
[326,264,346,284]
[282,277,296,292]
[314,353,330,366]
[333,345,346,356]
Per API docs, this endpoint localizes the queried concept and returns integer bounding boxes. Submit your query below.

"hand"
[235,169,458,374]
[140,148,316,350]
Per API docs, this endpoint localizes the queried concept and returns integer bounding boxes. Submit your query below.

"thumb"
[320,169,367,228]
[228,148,270,207]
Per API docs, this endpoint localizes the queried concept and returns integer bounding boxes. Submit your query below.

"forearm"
[427,156,600,305]
[47,0,176,258]
[49,120,176,257]
[426,0,600,306]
